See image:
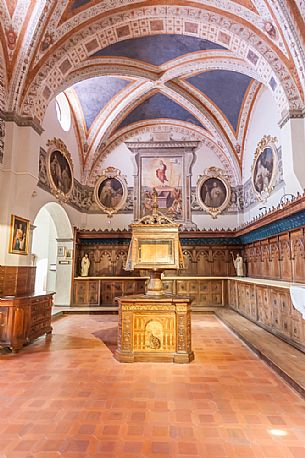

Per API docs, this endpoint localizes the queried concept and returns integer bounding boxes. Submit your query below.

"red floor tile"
[0,314,305,458]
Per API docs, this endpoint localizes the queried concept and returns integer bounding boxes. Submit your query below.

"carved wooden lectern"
[115,190,194,363]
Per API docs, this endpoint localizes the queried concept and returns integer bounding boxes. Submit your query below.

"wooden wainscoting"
[73,276,227,309]
[244,227,305,283]
[228,279,305,353]
[73,277,147,306]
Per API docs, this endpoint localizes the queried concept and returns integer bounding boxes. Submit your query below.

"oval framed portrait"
[252,135,277,201]
[196,168,231,218]
[46,138,73,201]
[94,167,128,217]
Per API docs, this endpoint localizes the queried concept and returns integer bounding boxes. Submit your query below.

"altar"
[114,189,194,363]
[115,294,193,363]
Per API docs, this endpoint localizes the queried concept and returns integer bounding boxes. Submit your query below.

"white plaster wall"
[243,87,281,184]
[41,98,82,181]
[242,86,302,224]
[101,142,135,185]
[191,143,224,187]
[32,207,57,293]
[0,109,85,265]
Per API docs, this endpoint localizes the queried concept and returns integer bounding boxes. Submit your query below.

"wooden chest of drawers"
[0,293,54,352]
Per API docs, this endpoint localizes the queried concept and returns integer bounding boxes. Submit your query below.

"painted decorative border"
[94,166,128,217]
[251,135,278,202]
[46,137,74,203]
[9,214,30,255]
[196,167,231,218]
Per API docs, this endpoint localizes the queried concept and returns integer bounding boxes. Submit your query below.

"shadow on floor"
[92,325,117,355]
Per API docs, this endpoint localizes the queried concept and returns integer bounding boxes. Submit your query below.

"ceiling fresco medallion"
[196,167,231,219]
[252,135,278,202]
[94,166,128,217]
[46,138,74,203]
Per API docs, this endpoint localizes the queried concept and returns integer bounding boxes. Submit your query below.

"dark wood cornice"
[236,193,305,237]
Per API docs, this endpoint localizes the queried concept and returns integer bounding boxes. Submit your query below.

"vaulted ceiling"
[0,0,304,184]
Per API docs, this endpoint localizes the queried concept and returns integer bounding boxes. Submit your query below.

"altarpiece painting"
[126,141,199,229]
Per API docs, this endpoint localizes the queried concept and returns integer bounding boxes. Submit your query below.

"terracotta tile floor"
[0,314,305,458]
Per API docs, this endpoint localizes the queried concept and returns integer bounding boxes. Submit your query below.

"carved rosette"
[251,135,278,202]
[46,138,74,204]
[196,167,231,218]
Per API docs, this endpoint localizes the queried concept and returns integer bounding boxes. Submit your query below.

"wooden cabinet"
[0,293,53,352]
[0,266,36,296]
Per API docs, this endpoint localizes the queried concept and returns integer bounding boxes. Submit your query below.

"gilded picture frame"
[196,167,231,218]
[252,135,278,201]
[46,138,74,202]
[94,167,128,217]
[9,215,30,255]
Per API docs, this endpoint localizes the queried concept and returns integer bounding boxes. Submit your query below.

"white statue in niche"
[81,253,90,277]
[231,252,244,277]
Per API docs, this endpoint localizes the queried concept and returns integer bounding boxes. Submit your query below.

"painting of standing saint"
[9,215,30,255]
[196,168,231,218]
[141,156,183,219]
[49,149,73,195]
[253,147,274,194]
[200,178,227,208]
[98,178,123,209]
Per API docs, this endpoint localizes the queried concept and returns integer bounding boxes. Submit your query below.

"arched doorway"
[32,202,73,306]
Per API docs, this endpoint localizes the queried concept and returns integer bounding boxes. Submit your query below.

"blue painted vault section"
[93,34,226,66]
[116,93,205,131]
[187,71,252,131]
[73,76,130,130]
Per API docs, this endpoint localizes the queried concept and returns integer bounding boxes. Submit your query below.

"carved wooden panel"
[195,250,211,276]
[229,280,305,354]
[0,266,36,296]
[269,237,280,279]
[291,229,305,283]
[261,240,270,279]
[74,280,100,306]
[73,279,146,306]
[76,242,240,279]
[175,279,224,307]
[228,280,237,311]
[278,234,292,281]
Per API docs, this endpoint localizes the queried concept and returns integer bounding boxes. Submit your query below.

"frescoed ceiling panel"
[93,35,226,66]
[117,93,205,131]
[187,71,253,131]
[72,0,92,9]
[72,76,131,130]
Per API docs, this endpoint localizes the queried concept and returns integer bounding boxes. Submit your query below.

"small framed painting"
[196,167,231,218]
[9,215,30,255]
[252,135,277,201]
[94,167,128,217]
[46,138,74,202]
[57,246,66,257]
